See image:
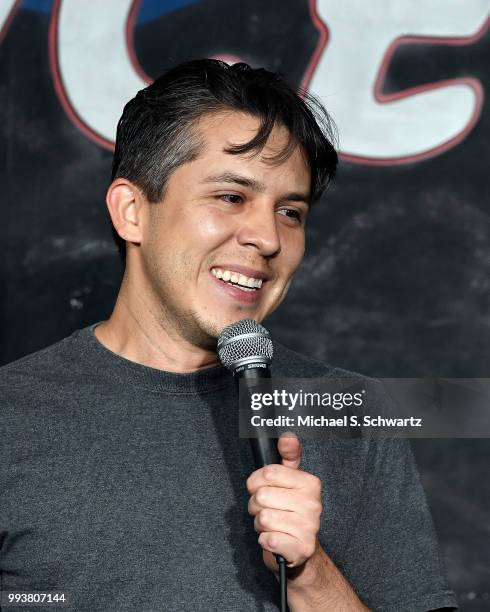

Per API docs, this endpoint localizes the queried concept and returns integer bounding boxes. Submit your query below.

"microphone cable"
[277,554,288,611]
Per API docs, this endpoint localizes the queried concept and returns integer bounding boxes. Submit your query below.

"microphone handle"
[235,365,281,468]
[235,365,287,573]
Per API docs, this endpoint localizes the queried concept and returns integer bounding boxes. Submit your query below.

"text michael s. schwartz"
[249,390,365,411]
[250,415,424,428]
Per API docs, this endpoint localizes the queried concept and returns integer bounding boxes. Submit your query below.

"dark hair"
[111,58,338,263]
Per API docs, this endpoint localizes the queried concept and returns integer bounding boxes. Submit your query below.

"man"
[0,59,457,611]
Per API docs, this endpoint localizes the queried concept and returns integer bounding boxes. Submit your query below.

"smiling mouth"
[211,267,264,292]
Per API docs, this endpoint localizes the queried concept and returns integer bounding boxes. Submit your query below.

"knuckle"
[302,540,316,559]
[256,487,269,507]
[259,508,273,528]
[263,465,278,481]
[309,515,321,534]
[309,474,322,494]
[306,498,323,516]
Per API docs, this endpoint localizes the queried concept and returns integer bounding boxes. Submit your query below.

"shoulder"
[0,327,90,396]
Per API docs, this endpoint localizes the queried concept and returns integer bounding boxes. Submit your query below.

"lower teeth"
[224,280,257,292]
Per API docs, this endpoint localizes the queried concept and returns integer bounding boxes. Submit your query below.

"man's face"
[138,111,311,347]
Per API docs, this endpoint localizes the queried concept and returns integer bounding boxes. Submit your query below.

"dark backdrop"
[1,1,489,608]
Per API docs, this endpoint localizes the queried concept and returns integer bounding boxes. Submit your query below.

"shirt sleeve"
[335,437,458,611]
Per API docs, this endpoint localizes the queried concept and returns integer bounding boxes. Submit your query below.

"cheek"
[181,208,234,258]
[266,232,304,309]
[281,230,305,276]
[153,208,229,262]
[194,213,229,242]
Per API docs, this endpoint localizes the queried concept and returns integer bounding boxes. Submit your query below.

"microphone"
[217,318,280,467]
[217,319,289,611]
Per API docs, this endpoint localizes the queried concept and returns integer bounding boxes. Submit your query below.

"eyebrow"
[202,171,311,205]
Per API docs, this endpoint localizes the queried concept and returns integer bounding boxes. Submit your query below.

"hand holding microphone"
[246,433,323,572]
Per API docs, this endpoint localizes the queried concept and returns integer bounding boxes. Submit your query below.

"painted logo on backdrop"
[1,0,488,163]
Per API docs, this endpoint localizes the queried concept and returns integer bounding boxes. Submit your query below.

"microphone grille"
[217,319,273,370]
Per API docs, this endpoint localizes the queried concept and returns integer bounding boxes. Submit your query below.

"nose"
[235,201,281,257]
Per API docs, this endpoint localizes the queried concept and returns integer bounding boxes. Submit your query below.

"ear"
[106,179,146,246]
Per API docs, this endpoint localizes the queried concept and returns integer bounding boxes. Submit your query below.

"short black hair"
[111,58,338,263]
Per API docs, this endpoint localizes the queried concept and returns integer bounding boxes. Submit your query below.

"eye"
[219,194,244,204]
[277,208,303,222]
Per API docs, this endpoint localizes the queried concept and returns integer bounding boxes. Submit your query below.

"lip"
[210,264,270,281]
[210,271,264,304]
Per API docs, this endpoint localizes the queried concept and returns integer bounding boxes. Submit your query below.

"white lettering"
[54,0,146,145]
[288,392,299,410]
[308,0,488,161]
[0,0,18,41]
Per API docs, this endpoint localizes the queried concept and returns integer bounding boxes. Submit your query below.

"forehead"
[192,111,310,182]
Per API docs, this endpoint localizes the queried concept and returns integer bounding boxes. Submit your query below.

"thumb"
[277,432,301,469]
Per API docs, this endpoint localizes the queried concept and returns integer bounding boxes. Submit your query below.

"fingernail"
[279,431,297,439]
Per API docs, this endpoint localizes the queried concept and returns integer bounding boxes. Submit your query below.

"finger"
[247,463,321,496]
[253,508,320,543]
[258,531,318,569]
[248,486,301,516]
[248,486,322,518]
[278,431,301,469]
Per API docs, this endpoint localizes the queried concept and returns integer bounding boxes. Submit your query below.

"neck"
[94,270,220,374]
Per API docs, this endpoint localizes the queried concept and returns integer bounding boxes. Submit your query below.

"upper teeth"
[211,268,263,288]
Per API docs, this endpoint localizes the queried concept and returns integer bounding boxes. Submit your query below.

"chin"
[190,307,264,347]
[182,311,222,348]
[196,312,247,342]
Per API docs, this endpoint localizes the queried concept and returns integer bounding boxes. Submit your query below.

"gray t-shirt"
[0,324,457,611]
